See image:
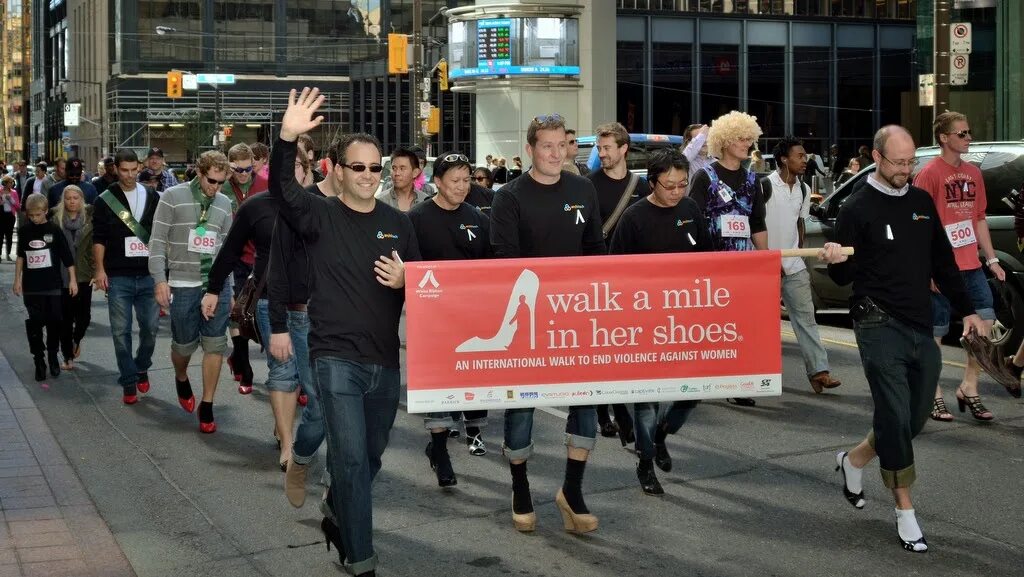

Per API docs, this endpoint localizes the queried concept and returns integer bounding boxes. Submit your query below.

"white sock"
[837,452,863,494]
[895,508,927,550]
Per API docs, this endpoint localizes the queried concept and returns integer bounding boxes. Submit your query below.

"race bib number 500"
[720,214,751,239]
[187,229,218,255]
[944,219,976,248]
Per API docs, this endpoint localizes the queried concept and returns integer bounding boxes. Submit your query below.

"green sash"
[190,179,215,290]
[100,189,150,244]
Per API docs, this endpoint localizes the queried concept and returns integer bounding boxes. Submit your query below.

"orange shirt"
[915,156,986,271]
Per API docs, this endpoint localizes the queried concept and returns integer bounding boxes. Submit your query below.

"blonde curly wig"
[707,111,762,159]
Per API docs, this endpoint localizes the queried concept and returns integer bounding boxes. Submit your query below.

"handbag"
[230,218,277,346]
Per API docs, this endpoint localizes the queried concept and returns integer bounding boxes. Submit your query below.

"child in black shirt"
[14,193,77,381]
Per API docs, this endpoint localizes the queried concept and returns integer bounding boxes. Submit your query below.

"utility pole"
[412,0,426,149]
[934,0,951,124]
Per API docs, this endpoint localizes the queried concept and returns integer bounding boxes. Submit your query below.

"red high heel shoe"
[136,372,150,394]
[122,393,138,405]
[176,378,196,413]
[199,420,217,434]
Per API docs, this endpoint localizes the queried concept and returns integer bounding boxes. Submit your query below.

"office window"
[837,48,874,153]
[617,40,645,133]
[747,46,785,140]
[214,1,275,63]
[651,42,693,135]
[138,0,202,63]
[701,44,739,121]
[793,47,830,154]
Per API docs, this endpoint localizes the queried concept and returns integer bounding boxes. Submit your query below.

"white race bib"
[26,249,52,269]
[187,229,218,255]
[944,219,976,248]
[124,236,150,258]
[720,214,750,239]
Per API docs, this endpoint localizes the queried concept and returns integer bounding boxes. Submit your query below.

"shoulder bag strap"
[602,172,640,239]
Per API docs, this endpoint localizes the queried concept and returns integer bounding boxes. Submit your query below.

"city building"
[1,0,31,165]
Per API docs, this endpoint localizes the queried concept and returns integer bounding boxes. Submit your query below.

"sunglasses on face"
[206,176,227,186]
[231,165,254,174]
[949,129,972,139]
[342,163,383,173]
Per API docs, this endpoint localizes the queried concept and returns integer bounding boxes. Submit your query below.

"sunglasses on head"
[949,129,972,139]
[206,176,227,186]
[342,163,383,173]
[534,113,563,123]
[231,165,253,174]
[440,153,469,163]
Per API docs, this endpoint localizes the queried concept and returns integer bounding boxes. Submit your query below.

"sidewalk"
[0,350,135,577]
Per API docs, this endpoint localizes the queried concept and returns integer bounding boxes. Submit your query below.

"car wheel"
[989,277,1024,353]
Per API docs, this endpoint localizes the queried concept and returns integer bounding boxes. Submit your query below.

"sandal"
[956,386,993,421]
[929,398,954,422]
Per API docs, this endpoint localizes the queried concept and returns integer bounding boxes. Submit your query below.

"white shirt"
[122,183,147,223]
[764,171,811,275]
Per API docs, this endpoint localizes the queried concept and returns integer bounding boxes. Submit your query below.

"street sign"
[419,101,431,119]
[196,73,236,85]
[183,74,198,90]
[951,54,970,85]
[951,22,972,54]
[63,103,81,127]
[918,73,935,107]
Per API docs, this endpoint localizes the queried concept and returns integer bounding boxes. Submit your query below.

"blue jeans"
[633,401,699,460]
[107,275,158,390]
[254,301,325,464]
[169,285,231,356]
[424,410,487,430]
[315,357,400,575]
[503,406,597,461]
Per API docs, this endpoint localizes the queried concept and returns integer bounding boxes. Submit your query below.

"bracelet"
[986,258,1000,266]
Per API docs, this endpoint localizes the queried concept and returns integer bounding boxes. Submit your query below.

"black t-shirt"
[490,170,606,258]
[828,180,973,332]
[17,221,74,294]
[207,192,276,296]
[464,183,494,215]
[608,197,712,255]
[588,169,645,235]
[269,139,421,367]
[266,183,319,334]
[92,185,160,278]
[409,199,492,261]
[688,162,768,235]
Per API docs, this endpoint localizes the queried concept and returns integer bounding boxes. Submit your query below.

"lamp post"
[58,78,107,162]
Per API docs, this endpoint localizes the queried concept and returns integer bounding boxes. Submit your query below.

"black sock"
[198,401,214,423]
[562,458,589,514]
[638,458,654,472]
[466,426,480,438]
[175,377,193,399]
[510,462,533,514]
[231,335,249,366]
[596,404,611,425]
[654,424,668,445]
[430,431,449,459]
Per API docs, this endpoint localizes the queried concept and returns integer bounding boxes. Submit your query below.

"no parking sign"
[951,54,969,86]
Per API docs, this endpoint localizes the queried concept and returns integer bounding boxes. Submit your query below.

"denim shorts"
[255,299,311,393]
[932,267,995,337]
[169,284,231,355]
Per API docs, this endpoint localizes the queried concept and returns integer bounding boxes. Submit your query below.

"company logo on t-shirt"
[911,212,931,221]
[458,224,480,230]
[563,204,584,212]
[376,230,399,240]
[676,219,693,227]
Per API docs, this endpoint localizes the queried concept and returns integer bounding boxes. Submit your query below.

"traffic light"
[437,60,449,91]
[388,34,409,74]
[427,107,440,134]
[166,71,183,99]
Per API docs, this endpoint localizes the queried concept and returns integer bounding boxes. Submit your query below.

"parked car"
[804,141,1024,348]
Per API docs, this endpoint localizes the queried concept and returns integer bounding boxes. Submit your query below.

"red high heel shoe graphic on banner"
[456,269,539,353]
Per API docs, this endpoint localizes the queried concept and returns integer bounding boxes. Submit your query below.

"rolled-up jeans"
[633,400,699,460]
[503,406,597,461]
[315,357,400,576]
[424,410,487,431]
[254,301,324,464]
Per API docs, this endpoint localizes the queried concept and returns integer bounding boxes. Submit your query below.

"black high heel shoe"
[834,452,865,509]
[320,517,345,562]
[956,386,993,421]
[897,530,928,553]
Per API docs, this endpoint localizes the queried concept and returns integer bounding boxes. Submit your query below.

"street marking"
[782,330,968,369]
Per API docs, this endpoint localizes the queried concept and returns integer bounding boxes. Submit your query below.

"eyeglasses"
[206,176,227,185]
[342,163,384,173]
[880,154,918,169]
[474,176,488,182]
[533,113,563,123]
[439,153,469,163]
[231,165,254,174]
[948,129,972,139]
[656,180,688,191]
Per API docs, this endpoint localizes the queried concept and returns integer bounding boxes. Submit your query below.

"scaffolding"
[105,86,350,161]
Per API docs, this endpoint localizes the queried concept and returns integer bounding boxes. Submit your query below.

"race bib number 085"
[720,214,750,239]
[187,229,218,255]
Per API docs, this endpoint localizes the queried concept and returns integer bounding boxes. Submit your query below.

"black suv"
[804,141,1024,348]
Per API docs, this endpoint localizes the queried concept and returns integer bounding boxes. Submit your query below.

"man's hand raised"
[279,88,326,143]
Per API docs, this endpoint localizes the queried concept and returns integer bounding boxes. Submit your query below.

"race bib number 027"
[187,229,217,255]
[944,219,976,248]
[26,249,52,269]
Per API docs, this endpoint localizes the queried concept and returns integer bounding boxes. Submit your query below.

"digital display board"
[448,17,580,80]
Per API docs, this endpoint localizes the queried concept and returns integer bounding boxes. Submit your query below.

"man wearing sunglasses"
[562,129,589,176]
[491,112,605,535]
[272,87,419,577]
[914,111,1004,423]
[408,151,493,487]
[148,150,235,434]
[220,143,270,392]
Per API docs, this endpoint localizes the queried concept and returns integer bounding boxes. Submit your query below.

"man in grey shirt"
[149,150,234,434]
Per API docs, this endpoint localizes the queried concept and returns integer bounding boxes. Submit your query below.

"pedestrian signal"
[166,71,183,99]
[438,60,449,91]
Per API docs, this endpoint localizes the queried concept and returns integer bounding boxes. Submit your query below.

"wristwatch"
[986,257,1000,267]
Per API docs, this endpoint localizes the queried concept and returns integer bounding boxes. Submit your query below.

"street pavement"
[0,260,1021,577]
